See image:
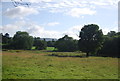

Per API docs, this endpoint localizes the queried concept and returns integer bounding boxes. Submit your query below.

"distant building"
[40,38,58,41]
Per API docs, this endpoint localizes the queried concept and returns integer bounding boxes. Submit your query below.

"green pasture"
[2,50,118,79]
[46,47,55,51]
[32,47,55,51]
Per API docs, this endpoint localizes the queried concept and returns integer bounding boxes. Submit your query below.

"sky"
[0,0,119,39]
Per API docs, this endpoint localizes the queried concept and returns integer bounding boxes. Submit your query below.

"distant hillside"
[40,38,58,41]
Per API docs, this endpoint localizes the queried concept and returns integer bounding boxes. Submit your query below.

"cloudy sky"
[1,0,119,39]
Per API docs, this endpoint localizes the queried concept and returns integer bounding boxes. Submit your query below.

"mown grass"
[2,50,118,79]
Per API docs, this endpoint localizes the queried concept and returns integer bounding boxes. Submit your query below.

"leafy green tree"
[2,33,13,49]
[78,24,103,57]
[12,31,33,50]
[99,32,120,57]
[2,33,12,44]
[55,35,78,52]
[33,37,47,50]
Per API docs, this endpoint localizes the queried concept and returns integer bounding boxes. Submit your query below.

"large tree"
[78,24,103,57]
[12,31,33,50]
[55,35,78,52]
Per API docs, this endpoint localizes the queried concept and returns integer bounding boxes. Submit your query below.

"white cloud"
[90,1,108,6]
[3,0,118,18]
[2,24,21,36]
[24,24,62,38]
[29,28,61,38]
[62,25,83,39]
[70,25,83,32]
[2,0,53,3]
[27,0,53,3]
[0,26,2,33]
[67,8,96,18]
[1,20,29,36]
[2,0,119,5]
[1,20,62,38]
[4,6,39,19]
[27,0,96,18]
[32,0,118,15]
[101,28,110,35]
[101,27,118,35]
[1,20,118,39]
[1,20,82,39]
[47,22,60,26]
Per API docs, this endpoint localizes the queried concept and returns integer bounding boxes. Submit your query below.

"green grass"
[31,47,55,51]
[2,50,118,79]
[46,47,55,51]
[31,46,36,50]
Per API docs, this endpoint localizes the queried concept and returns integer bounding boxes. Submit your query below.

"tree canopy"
[99,31,120,57]
[55,35,78,52]
[78,24,103,57]
[12,31,33,50]
[2,33,11,44]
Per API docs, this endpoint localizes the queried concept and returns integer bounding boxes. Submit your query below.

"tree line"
[1,24,120,57]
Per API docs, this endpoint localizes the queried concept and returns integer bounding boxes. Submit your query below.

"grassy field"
[46,47,55,51]
[2,50,118,79]
[31,47,56,51]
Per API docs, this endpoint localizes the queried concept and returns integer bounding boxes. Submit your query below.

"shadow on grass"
[46,54,86,58]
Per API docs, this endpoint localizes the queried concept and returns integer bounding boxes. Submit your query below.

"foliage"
[2,29,120,58]
[2,33,12,45]
[55,35,78,52]
[47,40,55,47]
[11,31,33,50]
[99,31,120,57]
[1,33,13,49]
[33,37,47,50]
[78,24,103,57]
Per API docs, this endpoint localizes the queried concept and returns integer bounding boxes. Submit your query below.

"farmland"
[2,49,118,79]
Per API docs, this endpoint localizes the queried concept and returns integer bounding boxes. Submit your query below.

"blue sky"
[1,0,119,39]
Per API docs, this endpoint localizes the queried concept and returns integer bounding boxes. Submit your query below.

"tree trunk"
[86,52,89,57]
